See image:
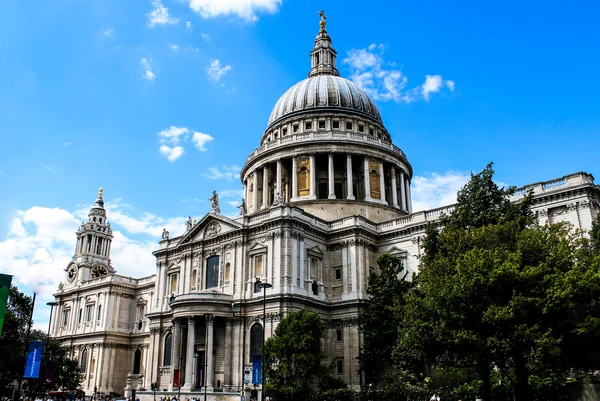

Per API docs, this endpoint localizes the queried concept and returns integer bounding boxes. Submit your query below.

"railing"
[510,172,593,199]
[245,131,407,164]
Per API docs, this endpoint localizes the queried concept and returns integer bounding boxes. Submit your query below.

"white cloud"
[200,32,211,42]
[187,0,281,22]
[141,57,156,81]
[147,0,179,27]
[192,132,214,151]
[185,21,193,33]
[44,165,52,171]
[219,189,244,199]
[102,28,115,38]
[157,126,212,161]
[201,165,241,180]
[410,171,470,212]
[63,142,71,146]
[344,44,454,103]
[168,42,180,52]
[206,59,231,81]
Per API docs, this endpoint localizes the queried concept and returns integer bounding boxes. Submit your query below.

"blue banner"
[252,355,262,385]
[24,340,44,379]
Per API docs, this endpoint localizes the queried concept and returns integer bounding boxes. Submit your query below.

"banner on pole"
[0,274,12,335]
[24,340,44,379]
[173,369,180,388]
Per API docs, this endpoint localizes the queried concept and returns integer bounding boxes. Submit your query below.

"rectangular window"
[170,275,178,294]
[335,268,342,280]
[293,124,299,133]
[206,256,220,289]
[85,304,93,322]
[282,127,287,135]
[332,121,339,129]
[345,121,352,130]
[318,120,325,129]
[78,308,82,324]
[62,309,70,326]
[336,359,344,374]
[336,329,343,342]
[255,255,263,277]
[369,128,374,136]
[97,305,102,321]
[305,121,312,130]
[358,124,364,133]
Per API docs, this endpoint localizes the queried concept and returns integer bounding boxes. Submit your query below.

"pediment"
[307,245,324,257]
[382,246,407,257]
[179,213,243,245]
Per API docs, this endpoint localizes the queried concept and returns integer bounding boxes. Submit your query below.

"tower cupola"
[308,11,340,78]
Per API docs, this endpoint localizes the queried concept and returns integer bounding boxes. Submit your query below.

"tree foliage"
[394,163,600,401]
[0,286,81,397]
[263,309,330,400]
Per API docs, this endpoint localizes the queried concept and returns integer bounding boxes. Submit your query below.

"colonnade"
[244,152,412,214]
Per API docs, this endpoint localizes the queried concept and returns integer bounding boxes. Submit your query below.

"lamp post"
[259,280,272,401]
[46,301,58,337]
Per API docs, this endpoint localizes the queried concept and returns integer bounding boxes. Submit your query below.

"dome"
[267,75,383,127]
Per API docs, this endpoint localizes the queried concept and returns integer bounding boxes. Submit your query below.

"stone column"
[183,316,196,390]
[276,159,282,202]
[390,166,398,208]
[262,165,269,209]
[328,152,335,199]
[291,156,298,201]
[346,154,355,200]
[363,158,371,201]
[309,153,316,199]
[205,314,215,390]
[171,319,182,390]
[252,171,259,213]
[399,170,407,212]
[244,179,249,208]
[224,319,232,389]
[379,161,386,204]
[406,177,412,213]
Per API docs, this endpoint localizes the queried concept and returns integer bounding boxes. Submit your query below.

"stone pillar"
[171,319,182,391]
[291,156,298,201]
[328,152,335,199]
[224,319,232,389]
[346,154,355,200]
[244,179,249,209]
[379,161,386,204]
[262,165,269,210]
[399,170,407,212]
[205,314,215,390]
[363,158,371,201]
[406,177,412,214]
[390,166,398,208]
[276,159,282,201]
[183,316,196,390]
[252,171,259,213]
[309,153,316,199]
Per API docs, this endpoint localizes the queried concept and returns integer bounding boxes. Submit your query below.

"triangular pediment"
[383,246,407,256]
[307,245,324,257]
[179,213,243,245]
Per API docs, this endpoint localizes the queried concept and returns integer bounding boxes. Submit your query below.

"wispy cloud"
[187,0,282,22]
[102,28,115,38]
[141,57,156,81]
[344,44,454,103]
[185,21,193,33]
[147,0,179,27]
[168,42,180,52]
[200,32,211,42]
[201,165,241,180]
[192,132,214,151]
[157,126,213,162]
[410,171,470,212]
[206,59,231,81]
[63,142,71,147]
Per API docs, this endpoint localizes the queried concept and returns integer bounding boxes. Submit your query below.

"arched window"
[163,333,173,366]
[250,323,264,385]
[133,349,142,374]
[80,348,88,373]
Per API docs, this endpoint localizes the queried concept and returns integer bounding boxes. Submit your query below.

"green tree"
[397,163,600,401]
[27,335,82,395]
[262,309,329,400]
[359,253,413,385]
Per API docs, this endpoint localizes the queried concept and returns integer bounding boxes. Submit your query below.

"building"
[50,13,600,401]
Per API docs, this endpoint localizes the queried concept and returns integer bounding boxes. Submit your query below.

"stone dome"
[267,75,382,127]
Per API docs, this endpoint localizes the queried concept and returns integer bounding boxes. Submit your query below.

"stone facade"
[50,15,600,401]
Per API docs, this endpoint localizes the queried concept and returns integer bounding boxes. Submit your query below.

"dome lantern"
[308,11,340,78]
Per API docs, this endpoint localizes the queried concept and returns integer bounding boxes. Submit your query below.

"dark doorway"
[133,349,141,374]
[196,350,205,389]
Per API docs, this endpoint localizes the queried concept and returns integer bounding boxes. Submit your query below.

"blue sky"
[1,0,599,329]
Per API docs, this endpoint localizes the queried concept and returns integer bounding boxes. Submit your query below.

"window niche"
[205,255,219,289]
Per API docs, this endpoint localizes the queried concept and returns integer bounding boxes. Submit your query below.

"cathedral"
[49,14,600,401]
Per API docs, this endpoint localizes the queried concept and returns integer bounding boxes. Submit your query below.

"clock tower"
[65,188,115,285]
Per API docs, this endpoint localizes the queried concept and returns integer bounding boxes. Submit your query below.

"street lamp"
[258,279,272,401]
[46,301,58,337]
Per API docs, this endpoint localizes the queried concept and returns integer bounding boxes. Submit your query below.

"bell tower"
[65,188,115,285]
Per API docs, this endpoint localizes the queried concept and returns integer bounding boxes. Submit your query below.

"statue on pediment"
[209,191,220,214]
[186,216,193,231]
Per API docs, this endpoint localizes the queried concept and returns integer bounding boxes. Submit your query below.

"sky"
[1,0,599,330]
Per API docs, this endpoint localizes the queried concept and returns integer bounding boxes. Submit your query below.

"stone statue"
[272,192,284,207]
[186,216,193,231]
[209,190,220,214]
[238,199,247,215]
[162,228,170,240]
